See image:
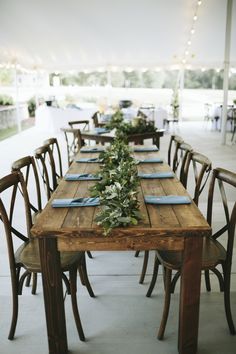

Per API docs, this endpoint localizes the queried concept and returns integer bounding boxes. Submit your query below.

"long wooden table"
[31,147,211,354]
[81,130,165,148]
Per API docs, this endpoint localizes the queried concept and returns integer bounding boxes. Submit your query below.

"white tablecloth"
[35,105,98,134]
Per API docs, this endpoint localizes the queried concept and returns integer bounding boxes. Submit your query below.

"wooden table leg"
[178,236,203,354]
[39,238,68,354]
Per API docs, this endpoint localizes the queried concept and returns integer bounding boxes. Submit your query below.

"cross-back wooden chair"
[11,155,43,289]
[43,137,63,181]
[34,143,57,200]
[0,171,95,341]
[91,111,106,128]
[61,128,84,166]
[147,167,236,339]
[146,150,212,295]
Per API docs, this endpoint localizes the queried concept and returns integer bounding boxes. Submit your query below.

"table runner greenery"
[105,110,157,141]
[90,138,141,235]
[89,110,158,234]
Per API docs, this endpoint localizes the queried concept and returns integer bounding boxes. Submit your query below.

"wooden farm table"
[31,147,211,354]
[81,129,165,148]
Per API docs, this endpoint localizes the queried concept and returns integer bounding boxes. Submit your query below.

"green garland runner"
[90,138,141,235]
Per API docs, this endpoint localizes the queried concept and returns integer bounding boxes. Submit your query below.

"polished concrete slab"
[0,121,235,353]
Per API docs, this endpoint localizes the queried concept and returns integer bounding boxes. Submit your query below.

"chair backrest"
[0,172,32,272]
[68,120,89,130]
[207,167,236,269]
[61,128,83,166]
[91,111,101,127]
[178,142,193,183]
[34,144,57,200]
[168,135,193,182]
[183,151,212,205]
[167,135,184,170]
[43,137,63,179]
[11,155,43,215]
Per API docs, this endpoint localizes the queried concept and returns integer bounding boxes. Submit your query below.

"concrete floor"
[0,120,236,353]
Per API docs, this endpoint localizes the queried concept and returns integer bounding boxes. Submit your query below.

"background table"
[81,130,165,148]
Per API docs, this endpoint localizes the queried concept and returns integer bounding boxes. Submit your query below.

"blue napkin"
[65,174,101,181]
[80,147,105,153]
[52,197,100,208]
[137,158,163,164]
[144,195,191,205]
[76,158,101,163]
[138,172,174,179]
[133,147,159,152]
[94,127,110,134]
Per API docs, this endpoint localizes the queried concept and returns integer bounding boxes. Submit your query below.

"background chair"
[43,137,63,181]
[147,167,236,339]
[34,144,58,200]
[91,111,106,128]
[167,135,184,170]
[0,171,94,341]
[11,156,43,219]
[61,128,84,166]
[68,119,90,131]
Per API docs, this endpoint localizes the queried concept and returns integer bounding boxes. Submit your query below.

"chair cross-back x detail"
[61,128,84,166]
[43,137,63,181]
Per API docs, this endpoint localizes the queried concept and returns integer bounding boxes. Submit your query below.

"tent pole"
[221,0,233,145]
[14,65,21,133]
[106,68,111,107]
[179,67,185,121]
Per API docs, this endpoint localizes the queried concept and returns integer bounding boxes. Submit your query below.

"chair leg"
[80,254,95,298]
[8,276,19,340]
[212,268,224,292]
[78,264,86,286]
[139,250,149,284]
[146,256,159,297]
[87,251,93,259]
[134,250,140,257]
[25,273,31,287]
[31,273,37,295]
[69,267,85,341]
[158,268,172,340]
[223,270,236,334]
[170,271,180,293]
[204,270,211,292]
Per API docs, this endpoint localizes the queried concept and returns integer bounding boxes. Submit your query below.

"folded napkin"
[76,158,101,163]
[138,172,174,179]
[144,195,191,205]
[94,127,110,134]
[137,158,163,164]
[52,197,100,208]
[80,147,105,153]
[133,147,159,152]
[65,174,101,181]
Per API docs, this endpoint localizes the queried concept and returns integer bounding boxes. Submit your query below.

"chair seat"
[15,240,84,272]
[157,237,226,270]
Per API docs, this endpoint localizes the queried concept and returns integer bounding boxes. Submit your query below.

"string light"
[180,0,203,66]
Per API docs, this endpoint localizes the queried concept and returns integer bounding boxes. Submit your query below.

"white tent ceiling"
[0,0,236,72]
